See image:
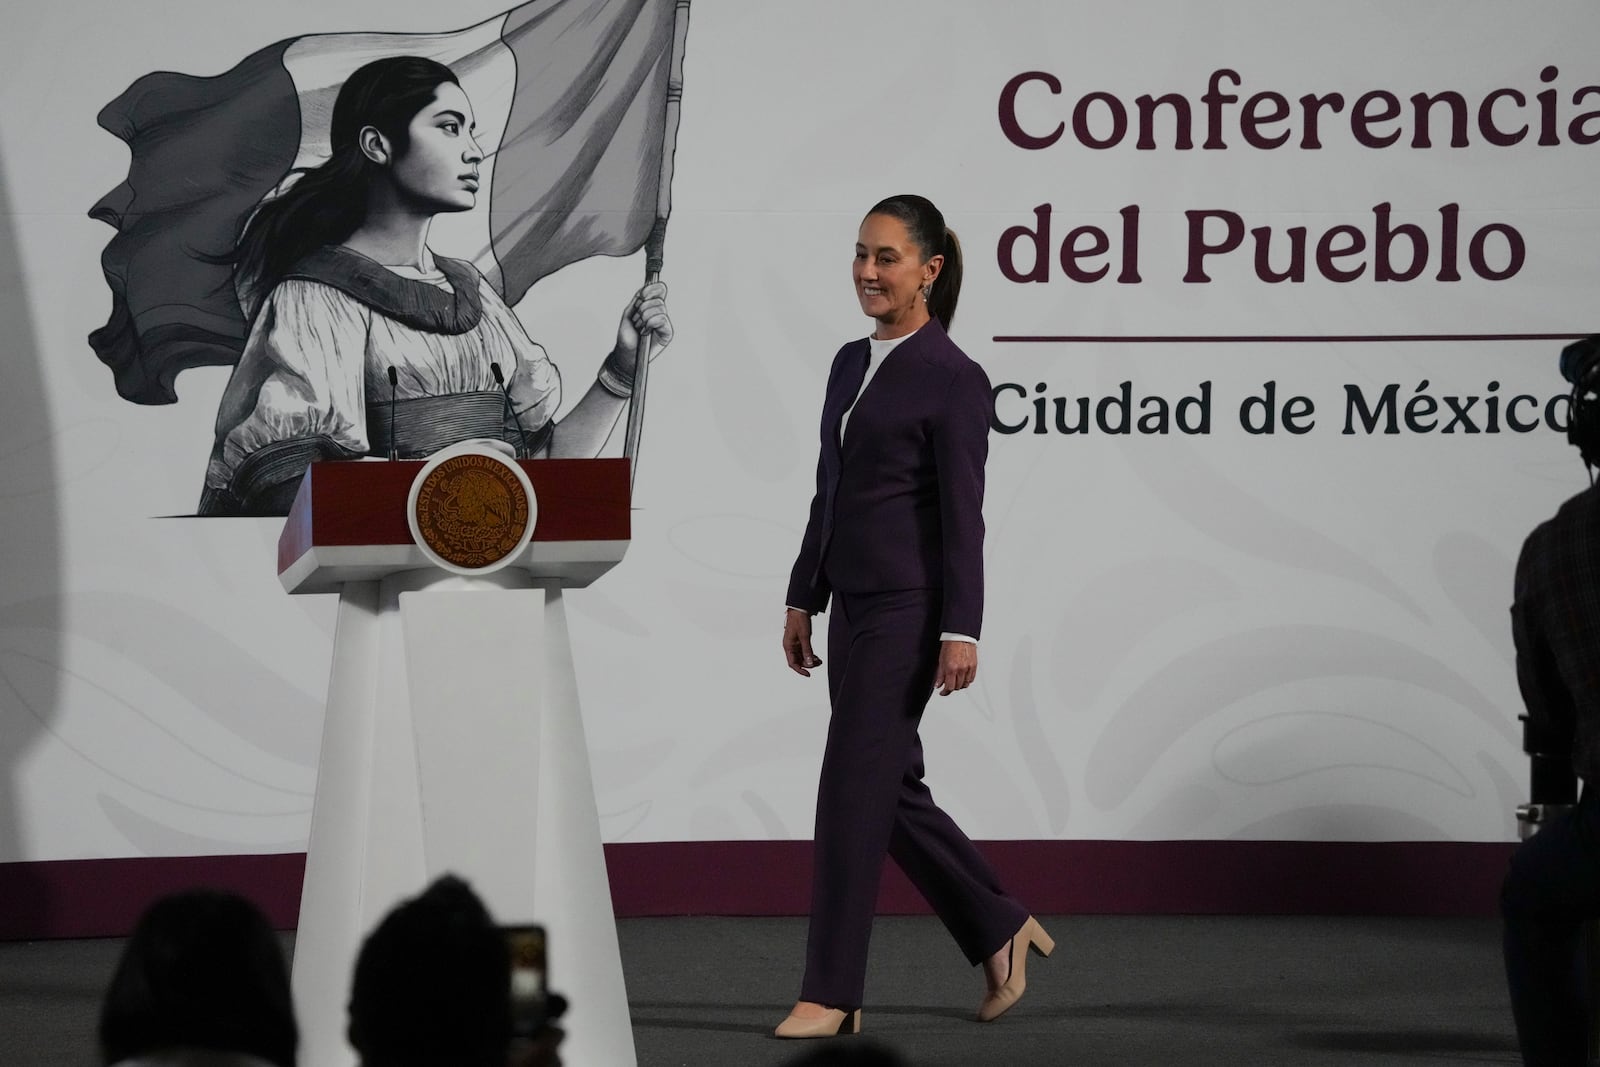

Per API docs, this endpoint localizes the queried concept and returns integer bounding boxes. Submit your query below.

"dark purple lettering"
[1468,223,1525,281]
[1241,92,1291,148]
[1202,69,1242,149]
[1072,91,1128,149]
[1571,86,1600,145]
[1185,210,1244,282]
[1436,204,1461,282]
[1315,224,1367,282]
[1409,91,1469,148]
[1060,225,1111,282]
[1539,66,1560,145]
[1118,205,1143,284]
[1352,90,1402,147]
[1478,88,1528,146]
[1135,93,1194,150]
[997,204,1053,283]
[1373,203,1426,282]
[1252,226,1306,283]
[998,72,1064,150]
[1297,92,1345,149]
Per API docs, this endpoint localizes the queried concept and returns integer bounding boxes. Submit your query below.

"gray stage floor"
[1,915,1520,1066]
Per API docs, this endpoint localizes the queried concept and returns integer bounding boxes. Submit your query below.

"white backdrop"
[2,0,1597,865]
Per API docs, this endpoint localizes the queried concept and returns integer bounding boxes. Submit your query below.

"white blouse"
[205,267,560,490]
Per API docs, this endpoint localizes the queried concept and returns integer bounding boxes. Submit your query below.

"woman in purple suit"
[774,195,1053,1039]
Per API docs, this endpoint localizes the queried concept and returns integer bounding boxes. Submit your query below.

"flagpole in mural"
[624,0,691,489]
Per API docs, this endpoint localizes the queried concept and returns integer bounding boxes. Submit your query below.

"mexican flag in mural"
[90,0,688,405]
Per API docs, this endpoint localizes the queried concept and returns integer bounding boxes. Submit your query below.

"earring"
[921,284,932,301]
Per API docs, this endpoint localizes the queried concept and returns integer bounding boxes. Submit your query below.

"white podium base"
[291,570,634,1067]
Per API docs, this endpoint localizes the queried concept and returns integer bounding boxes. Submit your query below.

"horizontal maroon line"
[993,333,1588,344]
[0,840,1515,940]
[0,854,307,940]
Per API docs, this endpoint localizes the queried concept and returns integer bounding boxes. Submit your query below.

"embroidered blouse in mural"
[199,246,560,515]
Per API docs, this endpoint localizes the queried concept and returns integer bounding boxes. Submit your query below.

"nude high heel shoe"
[977,915,1055,1022]
[773,1007,862,1039]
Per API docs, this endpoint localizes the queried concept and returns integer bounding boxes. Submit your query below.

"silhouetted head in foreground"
[99,890,296,1067]
[346,875,512,1067]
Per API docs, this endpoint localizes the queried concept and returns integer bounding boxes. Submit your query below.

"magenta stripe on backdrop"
[0,840,1516,940]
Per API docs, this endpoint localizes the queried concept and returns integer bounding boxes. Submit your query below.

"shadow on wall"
[0,142,62,936]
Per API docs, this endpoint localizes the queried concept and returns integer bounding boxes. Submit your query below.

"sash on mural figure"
[89,0,681,406]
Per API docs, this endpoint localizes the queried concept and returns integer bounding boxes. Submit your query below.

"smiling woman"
[774,195,1051,1040]
[199,55,673,516]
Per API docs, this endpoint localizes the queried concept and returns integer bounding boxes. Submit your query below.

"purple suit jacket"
[785,319,993,638]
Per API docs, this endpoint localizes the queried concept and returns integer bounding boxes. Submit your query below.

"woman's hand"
[613,280,673,362]
[934,641,977,696]
[783,608,821,677]
[597,282,672,397]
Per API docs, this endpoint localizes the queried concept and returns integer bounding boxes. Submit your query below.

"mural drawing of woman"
[199,55,672,515]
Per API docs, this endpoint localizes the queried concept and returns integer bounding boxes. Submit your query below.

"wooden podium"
[277,456,636,1067]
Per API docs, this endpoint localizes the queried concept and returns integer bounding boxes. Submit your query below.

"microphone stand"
[386,366,400,461]
[491,362,535,458]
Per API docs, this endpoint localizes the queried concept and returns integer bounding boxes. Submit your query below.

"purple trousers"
[799,589,1029,1009]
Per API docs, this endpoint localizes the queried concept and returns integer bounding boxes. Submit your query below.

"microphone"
[490,361,534,458]
[386,366,399,461]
